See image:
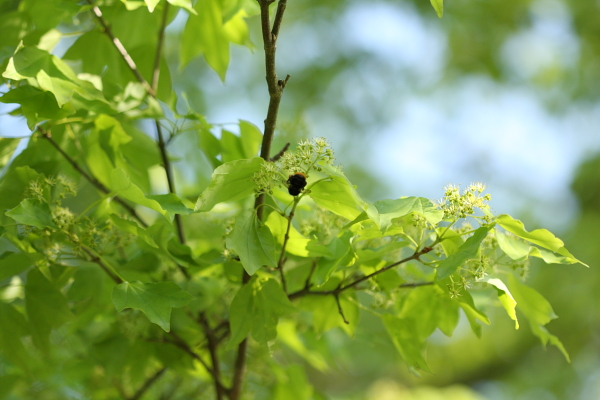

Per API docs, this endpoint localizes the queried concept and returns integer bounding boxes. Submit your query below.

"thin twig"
[270,142,290,161]
[334,294,349,324]
[82,246,124,284]
[86,0,155,96]
[288,247,434,300]
[199,314,227,400]
[152,2,170,91]
[151,3,187,248]
[167,330,228,394]
[129,367,167,400]
[230,272,250,400]
[38,126,147,227]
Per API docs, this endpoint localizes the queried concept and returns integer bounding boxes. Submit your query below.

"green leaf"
[0,302,30,371]
[0,85,71,129]
[506,274,569,361]
[436,226,492,280]
[228,277,296,347]
[484,277,518,329]
[313,232,356,285]
[195,157,263,212]
[368,197,444,232]
[0,252,35,281]
[273,364,313,400]
[223,9,253,48]
[497,214,563,253]
[110,215,158,248]
[167,0,197,14]
[430,0,443,18]
[298,290,358,337]
[496,230,585,266]
[0,166,41,211]
[239,120,262,157]
[144,0,161,12]
[308,164,367,220]
[277,320,328,371]
[6,199,57,229]
[181,0,230,80]
[147,193,195,220]
[226,210,277,275]
[266,211,310,257]
[457,290,490,338]
[25,269,73,352]
[112,281,194,332]
[382,314,431,373]
[110,168,167,215]
[398,284,460,338]
[0,138,20,170]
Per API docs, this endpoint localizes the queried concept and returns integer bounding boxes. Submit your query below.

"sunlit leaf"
[436,226,492,280]
[484,277,518,329]
[226,210,277,275]
[506,274,569,361]
[195,157,263,212]
[430,0,443,18]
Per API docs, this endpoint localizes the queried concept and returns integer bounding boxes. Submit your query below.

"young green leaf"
[110,168,167,216]
[436,226,492,280]
[25,269,74,352]
[484,277,519,329]
[457,290,490,338]
[368,197,444,232]
[0,302,31,371]
[308,165,366,220]
[226,210,277,275]
[0,138,20,170]
[195,157,263,212]
[228,278,296,347]
[5,199,57,230]
[506,274,570,361]
[181,0,230,80]
[0,252,36,281]
[382,314,432,373]
[266,211,310,257]
[112,282,194,332]
[496,229,585,266]
[430,0,443,18]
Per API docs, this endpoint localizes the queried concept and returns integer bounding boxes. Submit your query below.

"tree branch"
[199,314,227,400]
[270,142,290,161]
[334,294,349,324]
[129,367,167,400]
[38,126,148,227]
[81,246,124,284]
[86,0,155,96]
[230,1,291,398]
[288,247,434,300]
[152,2,170,91]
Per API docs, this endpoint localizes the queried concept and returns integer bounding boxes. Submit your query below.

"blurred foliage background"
[1,0,599,398]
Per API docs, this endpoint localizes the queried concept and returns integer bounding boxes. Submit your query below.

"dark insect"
[287,172,307,196]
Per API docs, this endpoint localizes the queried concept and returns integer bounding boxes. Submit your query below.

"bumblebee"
[287,172,307,196]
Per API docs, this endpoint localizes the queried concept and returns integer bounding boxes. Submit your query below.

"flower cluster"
[253,137,335,195]
[437,182,492,221]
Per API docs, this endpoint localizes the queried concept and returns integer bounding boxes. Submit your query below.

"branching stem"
[86,0,155,96]
[288,247,435,300]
